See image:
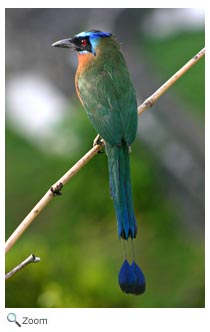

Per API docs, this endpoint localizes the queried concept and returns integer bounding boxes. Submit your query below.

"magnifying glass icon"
[7,313,21,327]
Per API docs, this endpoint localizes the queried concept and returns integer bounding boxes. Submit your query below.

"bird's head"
[52,30,112,56]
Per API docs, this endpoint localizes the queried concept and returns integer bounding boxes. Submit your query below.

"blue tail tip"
[118,259,146,295]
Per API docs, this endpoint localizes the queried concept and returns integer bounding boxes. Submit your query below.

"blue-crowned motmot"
[52,30,145,295]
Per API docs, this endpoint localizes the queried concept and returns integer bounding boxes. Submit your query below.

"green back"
[77,37,138,146]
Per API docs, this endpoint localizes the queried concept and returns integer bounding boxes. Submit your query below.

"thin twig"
[5,47,205,255]
[5,254,40,280]
[138,47,205,115]
[5,144,103,254]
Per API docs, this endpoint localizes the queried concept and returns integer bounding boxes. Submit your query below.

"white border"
[1,2,208,332]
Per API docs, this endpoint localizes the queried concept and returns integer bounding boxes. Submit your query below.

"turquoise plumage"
[52,30,145,295]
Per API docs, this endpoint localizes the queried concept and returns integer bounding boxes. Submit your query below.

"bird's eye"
[81,39,88,47]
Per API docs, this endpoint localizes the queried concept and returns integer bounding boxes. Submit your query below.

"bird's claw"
[93,134,102,146]
[93,134,104,153]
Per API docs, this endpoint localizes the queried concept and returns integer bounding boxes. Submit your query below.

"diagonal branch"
[5,254,40,280]
[5,47,205,255]
[137,47,205,115]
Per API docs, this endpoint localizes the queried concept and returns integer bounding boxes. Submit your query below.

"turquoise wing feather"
[77,54,138,146]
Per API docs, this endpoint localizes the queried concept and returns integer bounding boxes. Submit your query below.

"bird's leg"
[93,134,104,153]
[93,133,102,146]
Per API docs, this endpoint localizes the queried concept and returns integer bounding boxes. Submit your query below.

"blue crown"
[76,30,112,39]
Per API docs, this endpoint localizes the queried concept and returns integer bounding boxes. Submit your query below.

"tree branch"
[137,47,205,115]
[5,254,40,280]
[5,47,205,255]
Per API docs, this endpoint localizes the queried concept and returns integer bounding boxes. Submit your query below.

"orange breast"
[77,52,95,73]
[75,52,95,105]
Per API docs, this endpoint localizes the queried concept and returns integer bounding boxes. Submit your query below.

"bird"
[52,29,145,295]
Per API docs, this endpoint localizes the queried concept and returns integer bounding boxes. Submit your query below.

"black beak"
[51,38,73,48]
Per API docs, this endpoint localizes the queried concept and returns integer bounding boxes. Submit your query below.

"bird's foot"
[93,134,104,153]
[93,134,102,146]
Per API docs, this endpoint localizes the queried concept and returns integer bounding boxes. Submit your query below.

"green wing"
[78,56,138,146]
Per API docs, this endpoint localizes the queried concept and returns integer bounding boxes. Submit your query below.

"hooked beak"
[51,38,73,48]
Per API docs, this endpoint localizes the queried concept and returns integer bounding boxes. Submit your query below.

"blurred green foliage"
[142,31,205,120]
[5,30,204,308]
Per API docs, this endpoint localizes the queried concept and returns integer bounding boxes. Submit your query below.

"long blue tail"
[106,142,137,239]
[106,142,146,295]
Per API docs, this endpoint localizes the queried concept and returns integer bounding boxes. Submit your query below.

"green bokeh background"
[5,11,205,308]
